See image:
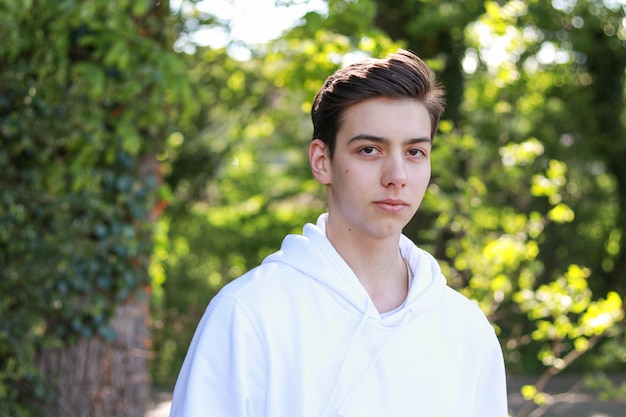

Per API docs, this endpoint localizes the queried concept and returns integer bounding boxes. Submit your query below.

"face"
[310,97,432,244]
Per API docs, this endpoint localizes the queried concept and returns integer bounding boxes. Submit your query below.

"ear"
[309,139,331,185]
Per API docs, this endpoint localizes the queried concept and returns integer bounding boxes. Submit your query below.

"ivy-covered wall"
[0,1,195,415]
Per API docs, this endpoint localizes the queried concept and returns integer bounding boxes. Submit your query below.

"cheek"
[336,170,368,195]
[409,164,431,181]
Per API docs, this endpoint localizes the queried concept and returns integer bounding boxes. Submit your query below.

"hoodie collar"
[263,213,445,322]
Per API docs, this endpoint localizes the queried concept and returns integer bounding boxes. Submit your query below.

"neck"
[326,228,409,313]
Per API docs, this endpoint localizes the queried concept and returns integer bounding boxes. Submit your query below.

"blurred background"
[2,1,626,416]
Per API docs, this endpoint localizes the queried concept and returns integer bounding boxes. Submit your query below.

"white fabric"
[170,213,508,417]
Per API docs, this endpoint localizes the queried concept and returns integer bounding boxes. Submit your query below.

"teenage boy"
[170,49,508,417]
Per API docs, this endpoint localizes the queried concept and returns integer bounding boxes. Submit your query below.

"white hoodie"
[170,214,508,417]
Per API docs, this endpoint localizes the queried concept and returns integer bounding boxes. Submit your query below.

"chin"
[368,220,408,239]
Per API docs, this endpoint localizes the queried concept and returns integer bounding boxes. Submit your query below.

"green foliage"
[1,0,196,414]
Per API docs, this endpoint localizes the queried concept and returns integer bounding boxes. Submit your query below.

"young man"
[170,49,508,417]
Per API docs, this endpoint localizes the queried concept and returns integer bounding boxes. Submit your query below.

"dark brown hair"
[311,49,446,158]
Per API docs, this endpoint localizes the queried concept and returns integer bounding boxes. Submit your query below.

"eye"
[359,146,380,155]
[407,148,426,157]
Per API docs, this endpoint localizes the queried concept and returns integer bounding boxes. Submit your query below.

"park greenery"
[2,0,626,416]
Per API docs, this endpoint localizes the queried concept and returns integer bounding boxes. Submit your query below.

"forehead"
[338,97,432,141]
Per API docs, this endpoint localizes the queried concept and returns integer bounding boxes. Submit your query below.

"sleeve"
[473,328,509,417]
[169,294,266,417]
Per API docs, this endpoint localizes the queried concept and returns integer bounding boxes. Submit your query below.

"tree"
[0,1,195,415]
[524,0,626,296]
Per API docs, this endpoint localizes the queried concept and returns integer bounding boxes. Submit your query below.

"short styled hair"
[311,49,446,158]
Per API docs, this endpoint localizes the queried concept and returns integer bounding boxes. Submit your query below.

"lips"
[374,199,409,213]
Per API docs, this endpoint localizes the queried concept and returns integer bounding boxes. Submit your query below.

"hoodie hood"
[263,213,446,323]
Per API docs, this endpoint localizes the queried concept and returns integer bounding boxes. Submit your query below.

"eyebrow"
[346,134,431,146]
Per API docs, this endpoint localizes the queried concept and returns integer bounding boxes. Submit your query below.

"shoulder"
[210,261,309,312]
[442,286,491,322]
[435,286,499,348]
[218,262,289,296]
[400,237,489,324]
[442,285,483,310]
[196,263,301,334]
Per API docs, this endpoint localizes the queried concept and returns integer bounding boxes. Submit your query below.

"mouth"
[373,199,409,213]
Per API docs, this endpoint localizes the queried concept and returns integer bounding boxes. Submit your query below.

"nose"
[382,154,407,188]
